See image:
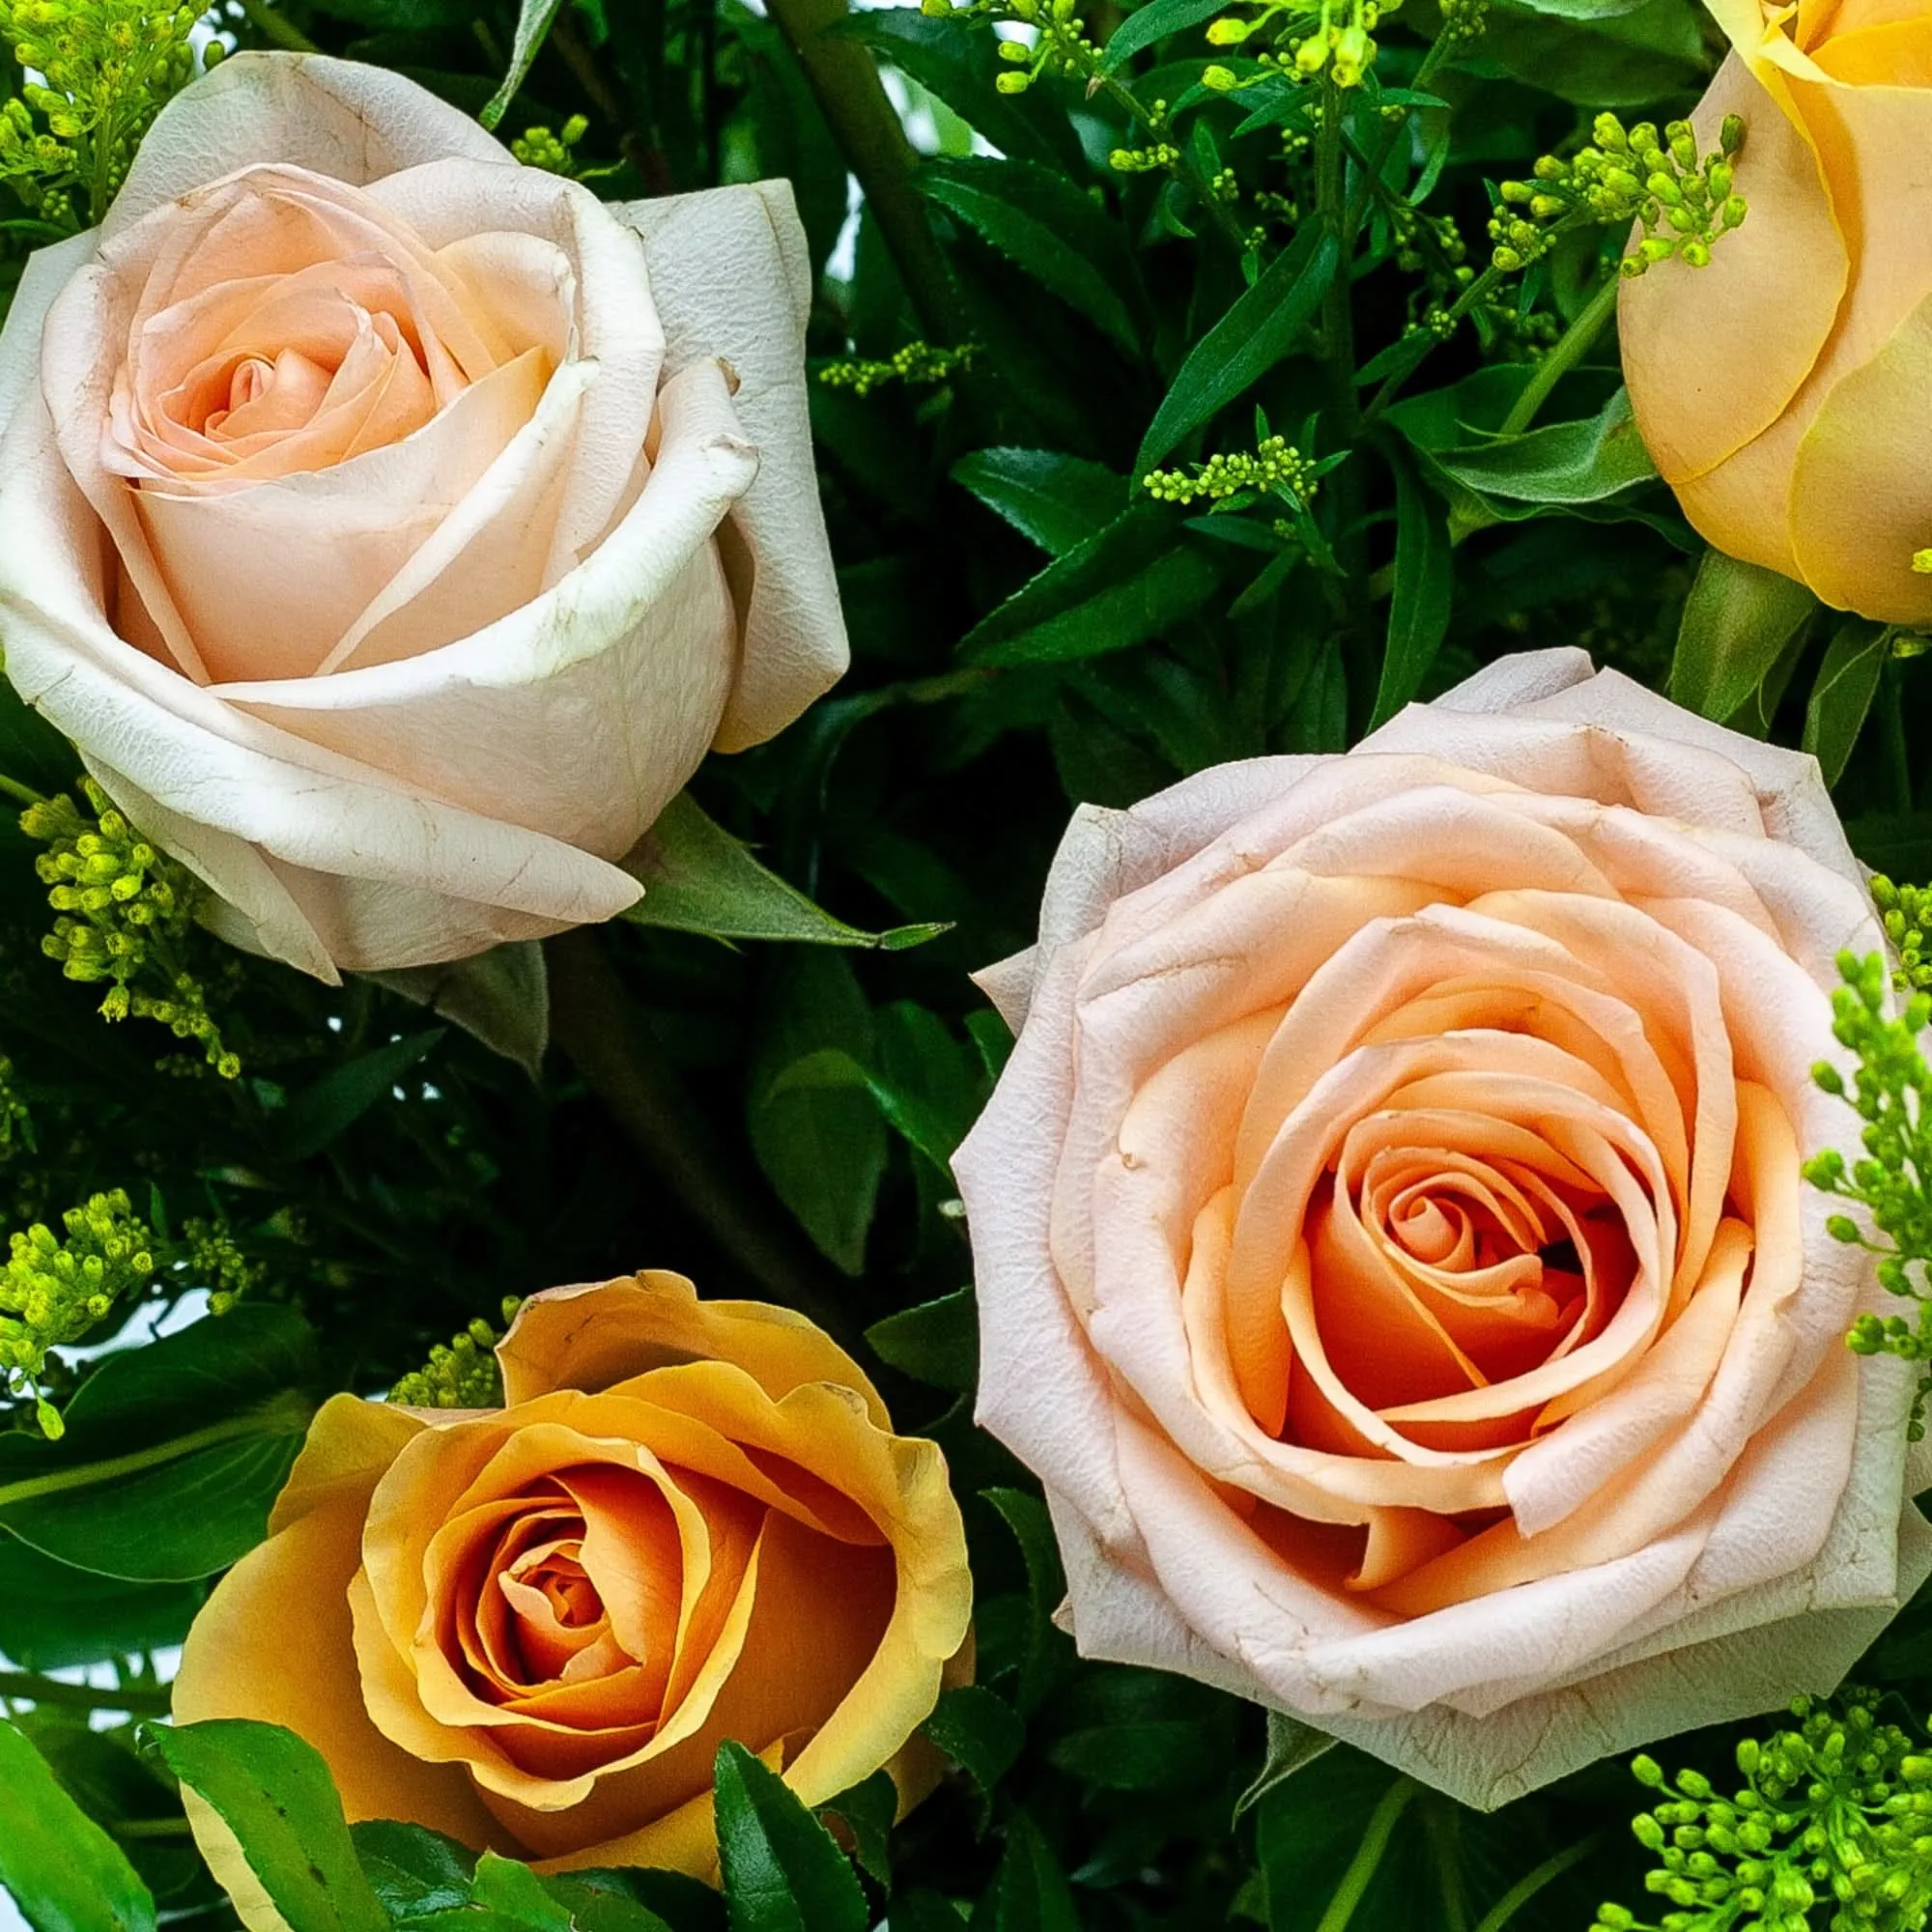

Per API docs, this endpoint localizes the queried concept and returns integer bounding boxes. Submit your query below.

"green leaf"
[469,1854,576,1930]
[921,158,1141,351]
[0,1536,200,1670]
[1430,388,1657,507]
[1049,1719,1229,1793]
[959,505,1219,668]
[1257,1750,1408,1932]
[275,1029,445,1162]
[0,672,85,800]
[974,1815,1079,1932]
[952,449,1127,558]
[1136,229,1339,473]
[0,1305,318,1580]
[817,1769,898,1888]
[1804,619,1891,788]
[886,1895,968,1932]
[749,952,885,1276]
[1103,0,1230,70]
[712,1741,868,1932]
[1234,1710,1337,1820]
[1667,547,1819,723]
[625,794,947,950]
[835,12,1083,170]
[1372,447,1454,728]
[360,944,548,1079]
[920,1686,1024,1818]
[982,1488,1071,1716]
[480,0,567,129]
[1480,0,1704,101]
[351,1820,477,1918]
[539,1875,684,1932]
[0,1719,156,1932]
[149,1720,389,1932]
[867,1289,979,1393]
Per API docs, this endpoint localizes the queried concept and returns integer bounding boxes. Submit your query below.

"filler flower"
[171,1273,971,1886]
[1620,0,1932,627]
[956,648,1932,1808]
[0,52,846,976]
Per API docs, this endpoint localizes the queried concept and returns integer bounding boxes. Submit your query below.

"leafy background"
[1,0,1929,1923]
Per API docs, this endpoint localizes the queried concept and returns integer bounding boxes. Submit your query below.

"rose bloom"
[0,53,846,977]
[1620,0,1932,627]
[955,649,1932,1807]
[171,1273,971,1892]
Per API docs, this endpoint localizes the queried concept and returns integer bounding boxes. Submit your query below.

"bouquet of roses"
[4,0,1932,1925]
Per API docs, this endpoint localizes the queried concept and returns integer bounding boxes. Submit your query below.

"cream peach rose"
[1620,0,1932,626]
[954,648,1932,1809]
[0,52,846,977]
[170,1273,971,1889]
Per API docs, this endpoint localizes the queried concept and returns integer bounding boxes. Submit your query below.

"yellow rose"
[170,1273,972,1898]
[1620,0,1932,625]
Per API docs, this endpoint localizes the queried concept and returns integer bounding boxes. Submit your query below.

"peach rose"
[0,52,846,977]
[170,1273,971,1895]
[954,648,1932,1808]
[1620,0,1932,626]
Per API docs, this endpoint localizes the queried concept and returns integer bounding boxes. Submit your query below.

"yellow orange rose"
[955,649,1932,1810]
[170,1273,971,1896]
[1620,0,1932,624]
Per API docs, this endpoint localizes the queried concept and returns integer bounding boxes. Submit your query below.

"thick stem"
[0,1670,172,1718]
[763,0,963,345]
[544,929,862,1351]
[1496,267,1620,437]
[1882,655,1915,813]
[1469,1834,1606,1932]
[236,0,319,52]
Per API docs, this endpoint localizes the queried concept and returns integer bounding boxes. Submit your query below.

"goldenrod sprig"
[389,1300,521,1409]
[1804,935,1932,1436]
[1143,432,1324,508]
[1594,1693,1932,1931]
[0,1188,155,1435]
[21,778,240,1078]
[1491,112,1747,277]
[819,340,977,398]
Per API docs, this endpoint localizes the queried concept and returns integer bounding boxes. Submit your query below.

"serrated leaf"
[469,1853,576,1929]
[921,158,1141,351]
[952,449,1127,558]
[1667,546,1818,724]
[921,1685,1023,1820]
[959,505,1219,668]
[351,1820,477,1918]
[817,1769,898,1888]
[1804,619,1890,788]
[1372,446,1453,728]
[149,1720,388,1932]
[0,1719,156,1932]
[1429,388,1657,506]
[1136,229,1339,472]
[976,1815,1079,1932]
[867,1290,979,1393]
[713,1741,867,1932]
[625,794,946,950]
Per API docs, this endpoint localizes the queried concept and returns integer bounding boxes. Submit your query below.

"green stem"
[0,1396,311,1511]
[113,1818,193,1840]
[236,0,320,52]
[0,773,46,810]
[1315,1778,1417,1932]
[1469,1834,1606,1932]
[1496,268,1621,437]
[543,929,864,1354]
[761,0,963,345]
[0,1670,172,1717]
[1882,655,1914,814]
[1091,71,1248,259]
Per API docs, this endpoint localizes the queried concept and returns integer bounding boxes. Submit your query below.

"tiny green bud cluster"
[1436,0,1488,47]
[0,1057,31,1164]
[1490,113,1747,276]
[511,115,590,176]
[0,1189,156,1435]
[389,1301,522,1409]
[21,779,240,1079]
[1594,1693,1932,1931]
[181,1217,264,1318]
[0,0,211,226]
[818,340,977,398]
[1804,939,1932,1437]
[1143,434,1321,509]
[923,0,1104,96]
